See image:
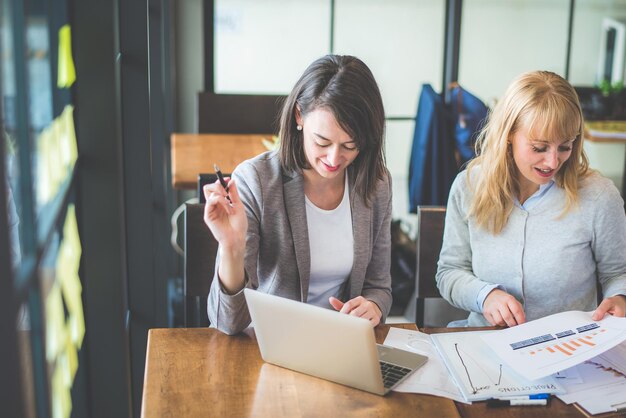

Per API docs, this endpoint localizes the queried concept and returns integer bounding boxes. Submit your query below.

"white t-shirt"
[305,175,354,308]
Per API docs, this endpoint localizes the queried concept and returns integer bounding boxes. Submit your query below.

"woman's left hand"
[592,295,626,320]
[329,296,382,327]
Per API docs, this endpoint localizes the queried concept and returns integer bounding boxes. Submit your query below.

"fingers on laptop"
[329,296,381,326]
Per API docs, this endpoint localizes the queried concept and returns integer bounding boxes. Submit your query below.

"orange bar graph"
[520,327,605,358]
[554,345,572,356]
[562,342,576,351]
[578,338,595,347]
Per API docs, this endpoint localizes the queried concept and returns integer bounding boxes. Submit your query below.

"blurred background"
[2,1,625,417]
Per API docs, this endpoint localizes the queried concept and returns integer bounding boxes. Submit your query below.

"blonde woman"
[436,71,626,327]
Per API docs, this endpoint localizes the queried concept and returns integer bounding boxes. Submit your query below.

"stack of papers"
[383,311,626,413]
[555,342,626,416]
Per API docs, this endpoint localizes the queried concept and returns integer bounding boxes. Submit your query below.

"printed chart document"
[481,311,626,381]
[429,330,563,402]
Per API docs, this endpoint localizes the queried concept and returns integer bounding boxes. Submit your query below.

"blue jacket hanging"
[408,84,458,212]
[449,83,489,166]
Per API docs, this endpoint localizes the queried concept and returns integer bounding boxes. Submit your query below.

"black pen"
[213,163,233,205]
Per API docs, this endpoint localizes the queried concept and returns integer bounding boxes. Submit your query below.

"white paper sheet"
[576,383,626,415]
[383,328,468,403]
[481,311,626,380]
[430,330,563,402]
[553,365,583,383]
[557,360,626,404]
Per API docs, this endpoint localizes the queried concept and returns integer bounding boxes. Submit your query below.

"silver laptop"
[244,289,428,395]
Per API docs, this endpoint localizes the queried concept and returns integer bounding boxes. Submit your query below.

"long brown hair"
[278,55,387,205]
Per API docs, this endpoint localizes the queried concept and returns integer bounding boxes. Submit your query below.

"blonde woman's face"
[510,127,575,194]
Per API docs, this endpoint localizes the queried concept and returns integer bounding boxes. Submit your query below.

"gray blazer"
[207,151,393,334]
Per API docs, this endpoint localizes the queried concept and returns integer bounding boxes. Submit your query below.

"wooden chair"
[183,203,218,327]
[172,133,268,326]
[414,206,467,327]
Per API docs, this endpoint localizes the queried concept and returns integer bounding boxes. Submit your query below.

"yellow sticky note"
[61,106,77,168]
[65,332,78,381]
[57,205,81,280]
[57,25,76,88]
[63,205,81,258]
[55,356,73,418]
[69,310,85,349]
[52,363,65,418]
[59,268,85,348]
[51,118,64,190]
[46,284,66,362]
[57,205,85,348]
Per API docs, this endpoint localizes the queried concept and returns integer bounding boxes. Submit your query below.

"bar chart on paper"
[512,323,608,360]
[482,311,626,381]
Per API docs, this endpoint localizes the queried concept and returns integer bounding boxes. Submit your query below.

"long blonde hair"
[467,71,590,234]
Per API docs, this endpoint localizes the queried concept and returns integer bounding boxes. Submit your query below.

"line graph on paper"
[430,330,562,401]
[454,342,502,394]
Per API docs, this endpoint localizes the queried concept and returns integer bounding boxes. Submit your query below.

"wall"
[571,0,626,190]
[175,0,626,222]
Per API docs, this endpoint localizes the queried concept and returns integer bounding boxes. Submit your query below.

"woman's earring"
[296,125,303,131]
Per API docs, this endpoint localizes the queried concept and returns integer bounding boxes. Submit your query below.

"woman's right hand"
[483,289,526,327]
[203,178,248,252]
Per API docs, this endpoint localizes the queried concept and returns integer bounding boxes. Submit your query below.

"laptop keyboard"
[379,361,412,389]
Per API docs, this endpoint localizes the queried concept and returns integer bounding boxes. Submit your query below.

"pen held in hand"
[213,163,233,205]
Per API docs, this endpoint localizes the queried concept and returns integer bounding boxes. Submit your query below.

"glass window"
[572,0,626,194]
[334,0,445,222]
[459,0,570,103]
[26,13,53,211]
[214,0,330,94]
[1,0,24,273]
[2,0,83,414]
[570,0,626,86]
[334,0,445,117]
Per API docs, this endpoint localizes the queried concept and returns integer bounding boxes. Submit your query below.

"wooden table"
[141,323,603,417]
[171,133,270,190]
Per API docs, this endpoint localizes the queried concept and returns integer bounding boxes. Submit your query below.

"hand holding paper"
[592,295,626,321]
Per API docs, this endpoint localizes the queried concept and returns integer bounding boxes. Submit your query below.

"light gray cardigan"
[207,151,393,334]
[437,169,626,327]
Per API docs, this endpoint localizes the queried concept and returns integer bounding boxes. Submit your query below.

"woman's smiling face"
[510,125,575,196]
[297,108,360,181]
